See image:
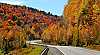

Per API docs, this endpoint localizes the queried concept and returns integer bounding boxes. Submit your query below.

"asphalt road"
[26,40,100,55]
[47,47,64,55]
[47,45,100,55]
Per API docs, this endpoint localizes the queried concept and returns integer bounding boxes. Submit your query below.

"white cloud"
[0,0,24,5]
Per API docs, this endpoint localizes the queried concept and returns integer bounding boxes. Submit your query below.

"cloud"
[0,0,24,5]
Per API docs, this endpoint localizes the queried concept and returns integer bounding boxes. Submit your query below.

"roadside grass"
[8,45,44,55]
[0,49,3,55]
[28,45,43,55]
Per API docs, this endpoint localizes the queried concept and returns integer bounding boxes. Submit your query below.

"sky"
[0,0,68,16]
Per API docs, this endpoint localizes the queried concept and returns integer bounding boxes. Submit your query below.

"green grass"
[9,45,44,55]
[28,45,43,55]
[0,49,3,55]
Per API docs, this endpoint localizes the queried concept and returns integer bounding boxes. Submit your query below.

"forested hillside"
[0,0,100,53]
[0,3,63,51]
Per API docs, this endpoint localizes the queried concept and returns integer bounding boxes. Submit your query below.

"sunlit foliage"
[0,3,62,53]
[64,0,100,47]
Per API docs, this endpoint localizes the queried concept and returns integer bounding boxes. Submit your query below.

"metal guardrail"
[41,47,49,55]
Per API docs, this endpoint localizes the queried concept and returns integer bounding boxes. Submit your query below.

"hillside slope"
[0,3,63,52]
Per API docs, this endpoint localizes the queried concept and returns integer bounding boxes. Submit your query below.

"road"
[26,40,100,55]
[47,45,100,55]
[47,47,64,55]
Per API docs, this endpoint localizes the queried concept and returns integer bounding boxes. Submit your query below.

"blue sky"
[0,0,68,16]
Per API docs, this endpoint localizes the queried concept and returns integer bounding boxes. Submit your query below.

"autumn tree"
[64,0,100,46]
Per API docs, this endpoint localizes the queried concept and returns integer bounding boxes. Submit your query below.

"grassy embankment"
[0,45,43,55]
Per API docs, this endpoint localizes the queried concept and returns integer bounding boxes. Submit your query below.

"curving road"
[47,45,100,55]
[47,47,64,55]
[26,40,100,55]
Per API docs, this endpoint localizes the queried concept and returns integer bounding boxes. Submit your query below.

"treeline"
[0,3,63,53]
[63,0,100,47]
[42,0,100,48]
[1,0,100,52]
